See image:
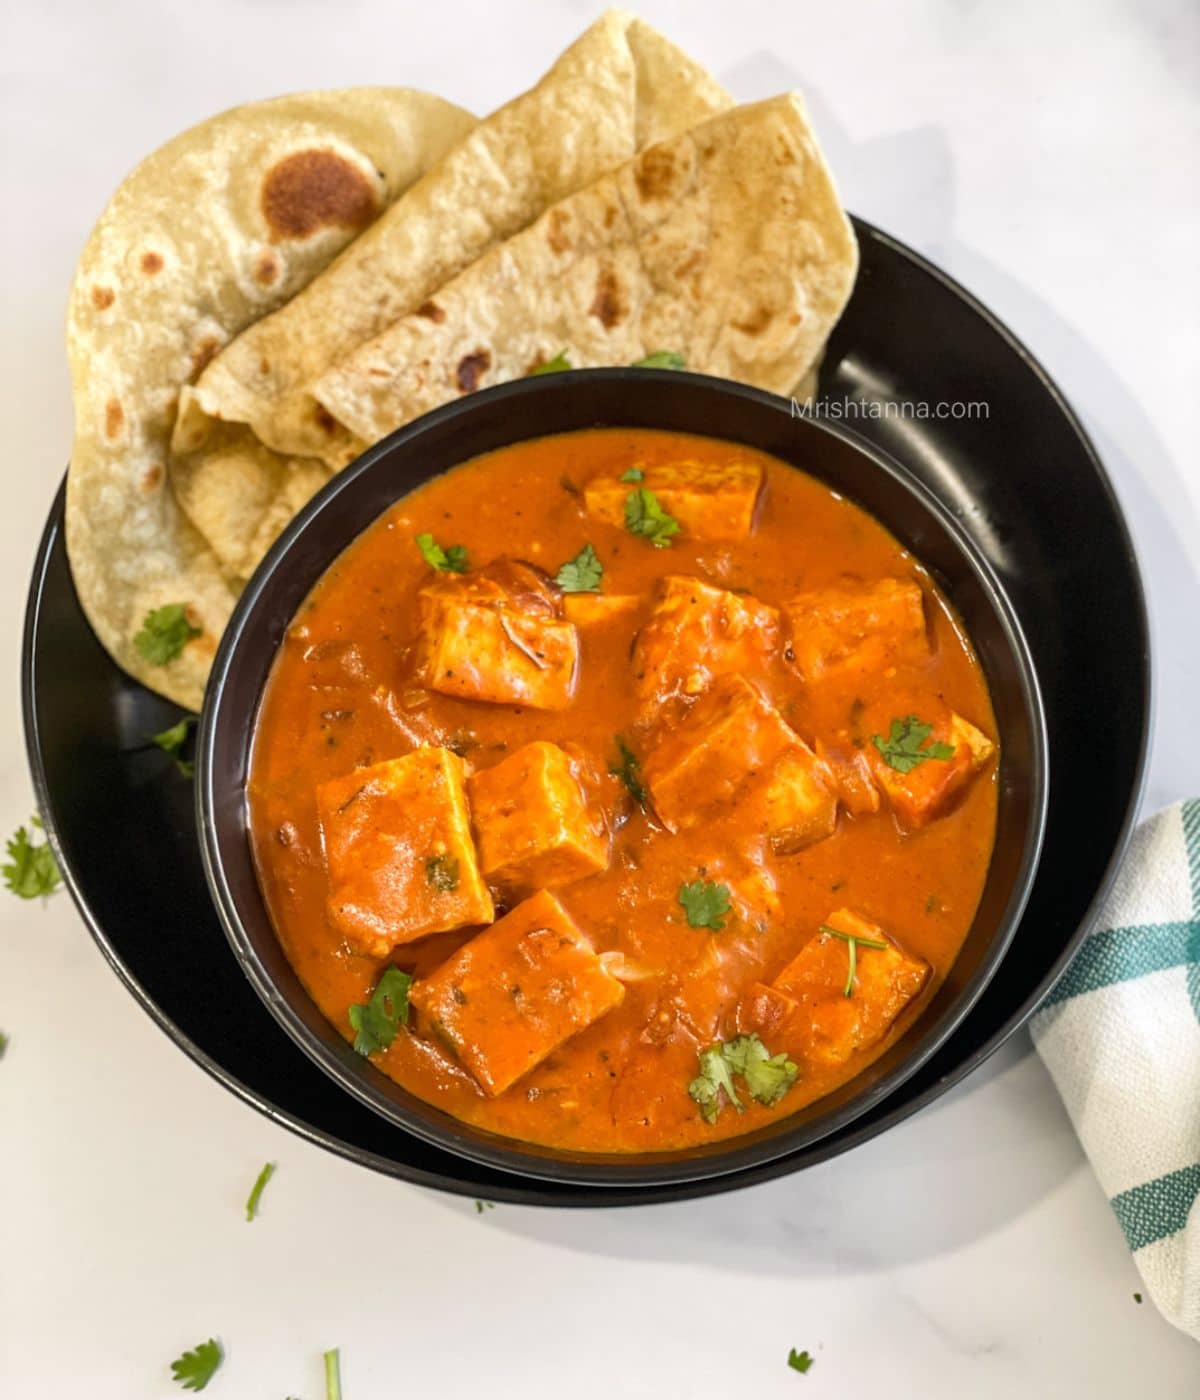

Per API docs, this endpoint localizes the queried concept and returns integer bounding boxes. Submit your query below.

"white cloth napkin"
[1030,800,1200,1341]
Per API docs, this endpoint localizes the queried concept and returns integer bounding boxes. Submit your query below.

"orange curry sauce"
[248,429,998,1152]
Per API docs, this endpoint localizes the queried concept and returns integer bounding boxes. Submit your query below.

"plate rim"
[21,216,1151,1206]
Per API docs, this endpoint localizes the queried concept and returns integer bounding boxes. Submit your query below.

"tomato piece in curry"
[248,428,999,1153]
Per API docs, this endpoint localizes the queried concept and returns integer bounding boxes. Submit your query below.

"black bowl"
[197,370,1047,1189]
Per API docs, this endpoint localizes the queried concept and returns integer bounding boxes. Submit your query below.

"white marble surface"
[2,0,1198,1394]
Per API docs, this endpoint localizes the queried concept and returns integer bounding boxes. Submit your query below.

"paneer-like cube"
[814,739,882,817]
[563,593,641,627]
[772,909,929,1067]
[413,559,578,710]
[642,673,797,831]
[316,748,493,957]
[867,707,996,829]
[585,458,764,542]
[408,890,624,1096]
[468,741,609,893]
[784,578,928,683]
[736,981,800,1041]
[764,743,838,853]
[632,575,780,703]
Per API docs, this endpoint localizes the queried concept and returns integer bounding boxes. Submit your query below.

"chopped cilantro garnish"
[134,603,201,665]
[608,736,647,808]
[170,1338,222,1392]
[531,350,571,374]
[631,350,686,370]
[475,1199,495,1214]
[151,717,198,777]
[678,879,732,931]
[425,854,460,892]
[787,1347,814,1374]
[820,923,890,997]
[554,542,604,593]
[324,1348,342,1400]
[4,816,61,900]
[415,532,468,573]
[1133,1292,1143,1304]
[871,715,955,773]
[244,1160,276,1222]
[624,487,680,548]
[0,1030,8,1059]
[348,967,412,1056]
[619,467,644,483]
[688,1033,798,1123]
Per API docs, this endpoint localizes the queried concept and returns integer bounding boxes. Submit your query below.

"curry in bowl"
[248,427,998,1153]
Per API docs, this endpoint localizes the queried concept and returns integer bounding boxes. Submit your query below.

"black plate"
[22,219,1150,1205]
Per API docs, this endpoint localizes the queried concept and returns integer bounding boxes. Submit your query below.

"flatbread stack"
[65,9,858,711]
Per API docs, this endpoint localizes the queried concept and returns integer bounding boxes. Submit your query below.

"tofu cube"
[764,743,838,853]
[641,673,797,831]
[408,890,624,1096]
[468,741,609,893]
[585,458,764,542]
[814,739,882,817]
[413,564,578,710]
[316,748,493,957]
[772,909,929,1067]
[562,593,641,628]
[867,707,996,829]
[632,575,780,703]
[784,578,928,683]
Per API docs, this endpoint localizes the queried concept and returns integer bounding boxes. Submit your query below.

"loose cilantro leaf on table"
[678,879,732,931]
[619,467,644,483]
[787,1347,814,1374]
[688,1033,798,1123]
[324,1347,343,1400]
[244,1160,276,1222]
[631,350,686,370]
[415,532,469,573]
[0,1031,8,1058]
[624,487,680,548]
[151,717,198,777]
[531,349,571,374]
[820,922,890,998]
[170,1338,222,1391]
[870,715,955,773]
[475,1199,495,1214]
[554,542,604,593]
[608,737,647,808]
[4,816,61,900]
[425,854,460,892]
[135,604,201,665]
[348,967,412,1057]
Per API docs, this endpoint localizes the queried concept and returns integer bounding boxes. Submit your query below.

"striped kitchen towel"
[1030,800,1200,1341]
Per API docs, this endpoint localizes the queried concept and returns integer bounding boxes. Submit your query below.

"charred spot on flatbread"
[261,149,380,242]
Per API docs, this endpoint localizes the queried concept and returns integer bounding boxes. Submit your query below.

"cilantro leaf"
[631,350,686,370]
[787,1347,814,1374]
[624,487,680,549]
[619,467,644,483]
[554,543,604,593]
[531,350,571,375]
[244,1160,276,1222]
[4,817,61,900]
[678,879,732,931]
[819,923,890,997]
[688,1033,798,1123]
[348,967,412,1056]
[415,532,469,573]
[0,1030,8,1059]
[688,1044,742,1123]
[151,717,198,777]
[134,604,201,665]
[608,736,647,808]
[325,1348,342,1400]
[425,854,460,892]
[170,1338,222,1391]
[475,1199,495,1213]
[870,715,955,773]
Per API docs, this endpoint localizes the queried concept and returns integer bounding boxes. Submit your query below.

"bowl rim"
[196,367,1049,1188]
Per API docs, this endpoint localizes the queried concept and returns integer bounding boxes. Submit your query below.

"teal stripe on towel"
[1111,1163,1200,1253]
[1042,921,1199,1007]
